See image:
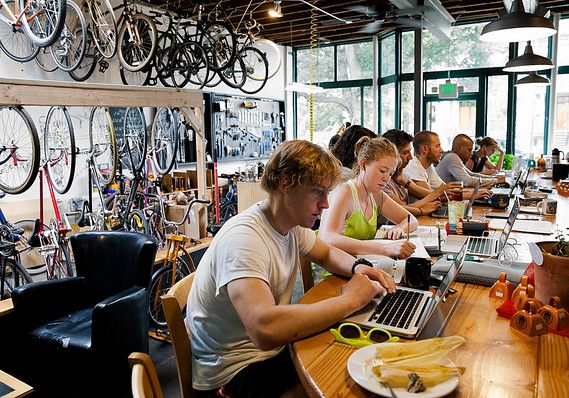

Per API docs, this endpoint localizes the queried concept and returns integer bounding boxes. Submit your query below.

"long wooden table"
[291,179,569,398]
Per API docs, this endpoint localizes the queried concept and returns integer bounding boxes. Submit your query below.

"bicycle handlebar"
[165,198,211,228]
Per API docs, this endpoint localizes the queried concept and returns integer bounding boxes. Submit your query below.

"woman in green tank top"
[320,136,418,259]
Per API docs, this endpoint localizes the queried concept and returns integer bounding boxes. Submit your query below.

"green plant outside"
[489,153,513,170]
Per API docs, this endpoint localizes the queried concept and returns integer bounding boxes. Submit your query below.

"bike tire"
[199,20,236,72]
[35,47,59,72]
[19,0,66,48]
[123,107,147,173]
[150,108,179,175]
[117,12,158,72]
[59,237,75,278]
[0,0,40,62]
[148,260,191,328]
[239,46,269,95]
[127,208,148,235]
[119,64,152,86]
[12,219,48,274]
[0,106,40,195]
[0,257,33,299]
[88,0,117,58]
[219,53,246,89]
[50,0,88,72]
[45,106,76,194]
[69,28,99,82]
[89,107,117,186]
[252,38,282,80]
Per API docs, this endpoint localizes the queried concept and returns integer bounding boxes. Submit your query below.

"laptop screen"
[499,198,520,250]
[464,179,481,217]
[435,241,467,301]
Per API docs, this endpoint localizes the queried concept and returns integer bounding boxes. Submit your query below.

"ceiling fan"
[346,2,429,34]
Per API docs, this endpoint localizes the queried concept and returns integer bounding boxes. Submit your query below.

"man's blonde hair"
[261,140,342,192]
[353,137,399,175]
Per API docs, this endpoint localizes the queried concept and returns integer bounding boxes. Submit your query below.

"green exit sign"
[439,83,458,98]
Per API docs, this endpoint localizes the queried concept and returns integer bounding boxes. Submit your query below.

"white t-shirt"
[403,156,444,190]
[187,203,317,390]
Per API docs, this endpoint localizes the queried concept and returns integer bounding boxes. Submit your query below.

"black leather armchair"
[10,231,158,397]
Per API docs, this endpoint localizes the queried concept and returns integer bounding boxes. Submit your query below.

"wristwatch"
[351,258,373,274]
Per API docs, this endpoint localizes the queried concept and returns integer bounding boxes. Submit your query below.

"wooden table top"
[0,370,32,398]
[291,176,569,398]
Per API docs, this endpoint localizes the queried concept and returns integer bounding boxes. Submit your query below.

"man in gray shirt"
[436,134,505,187]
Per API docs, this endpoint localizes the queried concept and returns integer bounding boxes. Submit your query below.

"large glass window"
[553,74,569,150]
[425,100,477,150]
[296,46,334,83]
[381,83,396,134]
[401,31,415,74]
[337,42,373,80]
[363,86,374,131]
[423,23,509,72]
[516,36,548,57]
[558,18,569,66]
[401,81,415,133]
[381,34,396,77]
[486,76,509,149]
[515,85,546,156]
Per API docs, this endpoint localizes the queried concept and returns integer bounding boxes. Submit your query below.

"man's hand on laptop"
[477,188,493,199]
[341,274,391,308]
[375,240,416,259]
[352,266,396,294]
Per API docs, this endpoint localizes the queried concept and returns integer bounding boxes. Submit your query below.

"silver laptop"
[442,197,520,257]
[432,179,480,219]
[491,168,527,197]
[344,242,467,338]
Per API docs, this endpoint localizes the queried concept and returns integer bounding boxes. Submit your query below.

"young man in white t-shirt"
[187,140,395,398]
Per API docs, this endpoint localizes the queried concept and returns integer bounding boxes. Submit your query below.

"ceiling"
[151,1,569,47]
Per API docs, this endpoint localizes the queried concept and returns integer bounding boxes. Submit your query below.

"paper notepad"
[488,219,553,234]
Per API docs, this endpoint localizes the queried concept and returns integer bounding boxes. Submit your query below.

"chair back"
[161,272,196,398]
[129,352,164,398]
[71,231,158,301]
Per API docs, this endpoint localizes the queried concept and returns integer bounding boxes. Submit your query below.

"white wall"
[0,6,287,217]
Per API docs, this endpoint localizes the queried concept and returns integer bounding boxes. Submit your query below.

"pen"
[407,214,410,241]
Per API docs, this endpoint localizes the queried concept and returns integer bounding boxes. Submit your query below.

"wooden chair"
[129,352,164,398]
[161,272,196,398]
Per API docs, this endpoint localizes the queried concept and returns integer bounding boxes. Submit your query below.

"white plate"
[347,343,460,398]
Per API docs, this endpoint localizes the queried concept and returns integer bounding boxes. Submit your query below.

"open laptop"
[473,169,526,206]
[344,242,467,338]
[442,197,521,257]
[432,179,480,219]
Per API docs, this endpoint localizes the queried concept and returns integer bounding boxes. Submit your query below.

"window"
[337,42,373,80]
[558,18,569,66]
[401,31,414,74]
[553,74,569,150]
[515,84,546,156]
[381,83,395,134]
[425,100,477,150]
[516,36,548,57]
[486,76,509,149]
[401,81,414,133]
[381,34,396,77]
[296,46,334,83]
[423,23,509,72]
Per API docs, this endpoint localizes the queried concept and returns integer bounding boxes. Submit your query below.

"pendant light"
[480,0,556,43]
[515,71,550,87]
[268,1,283,18]
[503,41,554,72]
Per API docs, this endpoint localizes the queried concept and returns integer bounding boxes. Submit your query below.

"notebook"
[344,241,467,338]
[442,197,521,257]
[432,180,480,219]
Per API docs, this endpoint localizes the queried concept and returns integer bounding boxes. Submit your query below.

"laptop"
[432,180,480,219]
[442,197,521,257]
[472,169,526,206]
[344,242,467,338]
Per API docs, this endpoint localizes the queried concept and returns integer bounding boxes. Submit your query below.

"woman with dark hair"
[331,125,377,180]
[465,136,504,174]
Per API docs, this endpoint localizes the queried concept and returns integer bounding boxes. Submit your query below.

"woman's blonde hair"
[261,140,342,192]
[353,136,399,175]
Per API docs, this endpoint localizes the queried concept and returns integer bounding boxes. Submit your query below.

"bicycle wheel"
[12,219,48,274]
[239,46,269,95]
[199,21,236,72]
[69,28,99,82]
[119,64,152,86]
[0,0,40,62]
[150,108,178,175]
[220,201,238,223]
[0,106,40,195]
[184,41,209,89]
[44,106,76,194]
[117,12,157,72]
[0,257,33,299]
[148,260,191,328]
[127,208,148,234]
[50,0,87,72]
[35,46,59,72]
[19,0,66,48]
[123,107,147,173]
[88,0,117,58]
[89,107,117,186]
[252,38,281,80]
[219,53,246,89]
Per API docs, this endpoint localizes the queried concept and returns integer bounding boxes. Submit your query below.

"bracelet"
[351,258,373,274]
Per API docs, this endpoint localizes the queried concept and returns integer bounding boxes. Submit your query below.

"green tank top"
[342,180,378,240]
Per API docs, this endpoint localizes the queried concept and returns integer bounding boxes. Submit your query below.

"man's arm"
[447,153,495,187]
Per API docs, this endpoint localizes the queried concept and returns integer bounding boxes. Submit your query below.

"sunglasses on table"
[330,322,400,348]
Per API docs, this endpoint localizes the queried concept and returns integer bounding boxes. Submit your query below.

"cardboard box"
[165,203,207,239]
[187,169,213,189]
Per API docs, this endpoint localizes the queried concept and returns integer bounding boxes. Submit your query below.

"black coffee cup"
[405,257,431,291]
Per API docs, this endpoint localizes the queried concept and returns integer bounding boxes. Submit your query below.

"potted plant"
[534,235,569,309]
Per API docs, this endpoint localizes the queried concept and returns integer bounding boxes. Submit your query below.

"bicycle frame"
[0,0,42,28]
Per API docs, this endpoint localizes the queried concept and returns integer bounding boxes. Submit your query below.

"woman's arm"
[489,147,504,172]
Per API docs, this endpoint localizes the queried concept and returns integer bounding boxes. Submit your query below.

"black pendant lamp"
[503,41,554,72]
[480,0,556,43]
[515,71,550,87]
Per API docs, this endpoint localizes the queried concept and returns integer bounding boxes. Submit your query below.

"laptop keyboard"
[468,237,493,255]
[367,289,424,329]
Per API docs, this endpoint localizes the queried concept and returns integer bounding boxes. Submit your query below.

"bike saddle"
[77,201,92,228]
[28,219,41,248]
